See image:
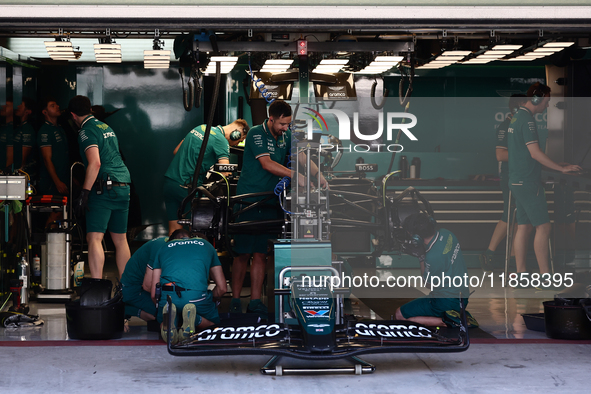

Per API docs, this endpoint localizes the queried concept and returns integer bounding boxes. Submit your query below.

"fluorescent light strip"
[440,51,472,56]
[374,56,404,61]
[209,56,238,62]
[484,50,514,55]
[319,59,349,65]
[264,59,293,65]
[492,45,523,50]
[543,42,575,48]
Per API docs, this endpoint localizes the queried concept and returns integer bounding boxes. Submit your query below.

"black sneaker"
[246,300,268,320]
[443,310,479,328]
[479,253,494,272]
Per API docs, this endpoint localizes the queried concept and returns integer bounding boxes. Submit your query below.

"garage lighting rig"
[203,56,238,74]
[144,30,171,69]
[44,31,81,61]
[94,30,121,63]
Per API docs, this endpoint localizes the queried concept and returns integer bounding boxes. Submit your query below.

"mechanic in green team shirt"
[13,97,37,174]
[507,83,581,276]
[121,236,168,323]
[0,98,14,171]
[69,95,132,280]
[396,213,476,328]
[163,119,249,235]
[151,229,227,343]
[480,94,527,271]
[230,100,327,319]
[37,97,70,195]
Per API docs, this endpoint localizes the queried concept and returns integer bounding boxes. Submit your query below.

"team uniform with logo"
[78,115,131,233]
[0,122,13,170]
[121,236,167,318]
[233,119,291,254]
[37,121,70,194]
[152,237,222,324]
[400,229,469,319]
[496,114,514,222]
[507,107,549,226]
[13,121,36,172]
[163,124,230,221]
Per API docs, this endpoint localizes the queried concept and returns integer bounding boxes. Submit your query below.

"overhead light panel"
[203,56,238,74]
[492,45,523,50]
[45,39,80,60]
[144,30,171,69]
[94,43,121,63]
[543,42,575,48]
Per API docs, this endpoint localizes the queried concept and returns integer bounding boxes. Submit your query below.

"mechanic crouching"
[395,213,478,328]
[151,229,227,343]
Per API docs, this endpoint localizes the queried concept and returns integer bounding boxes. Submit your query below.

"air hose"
[177,33,222,220]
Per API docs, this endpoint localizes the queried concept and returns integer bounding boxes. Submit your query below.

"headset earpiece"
[229,129,242,141]
[530,85,544,105]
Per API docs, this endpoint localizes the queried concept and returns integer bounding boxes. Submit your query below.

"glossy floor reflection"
[1,267,566,342]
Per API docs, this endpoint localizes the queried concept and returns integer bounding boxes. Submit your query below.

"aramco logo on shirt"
[301,107,418,153]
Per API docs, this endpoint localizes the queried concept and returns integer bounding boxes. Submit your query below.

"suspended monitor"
[313,73,357,101]
[249,72,294,101]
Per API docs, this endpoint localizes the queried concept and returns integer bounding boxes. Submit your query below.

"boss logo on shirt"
[103,131,116,138]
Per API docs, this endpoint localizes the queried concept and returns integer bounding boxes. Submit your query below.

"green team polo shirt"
[37,121,70,188]
[78,115,131,183]
[13,121,35,169]
[236,119,292,196]
[424,229,469,299]
[507,107,541,184]
[0,122,13,168]
[496,114,512,179]
[152,237,221,291]
[121,236,167,287]
[164,124,230,187]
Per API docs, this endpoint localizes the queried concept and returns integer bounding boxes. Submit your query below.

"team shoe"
[443,310,479,329]
[479,253,494,272]
[179,303,201,340]
[161,303,178,344]
[246,299,268,320]
[229,298,242,314]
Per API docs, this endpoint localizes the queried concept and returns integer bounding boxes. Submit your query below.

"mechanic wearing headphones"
[507,83,581,277]
[70,95,132,280]
[120,236,168,326]
[480,94,527,271]
[230,100,327,319]
[395,213,476,328]
[151,229,227,344]
[163,119,250,235]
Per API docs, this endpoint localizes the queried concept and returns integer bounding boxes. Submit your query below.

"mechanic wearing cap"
[0,99,14,171]
[121,236,168,323]
[508,83,581,276]
[37,97,69,195]
[230,100,327,318]
[163,119,249,235]
[13,98,37,173]
[395,213,476,328]
[151,229,227,343]
[70,95,132,279]
[480,94,527,271]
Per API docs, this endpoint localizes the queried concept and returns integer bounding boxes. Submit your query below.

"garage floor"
[1,266,590,393]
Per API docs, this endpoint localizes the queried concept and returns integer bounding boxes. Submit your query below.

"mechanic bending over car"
[230,100,328,319]
[151,229,227,344]
[120,236,168,330]
[163,119,250,235]
[395,213,478,328]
